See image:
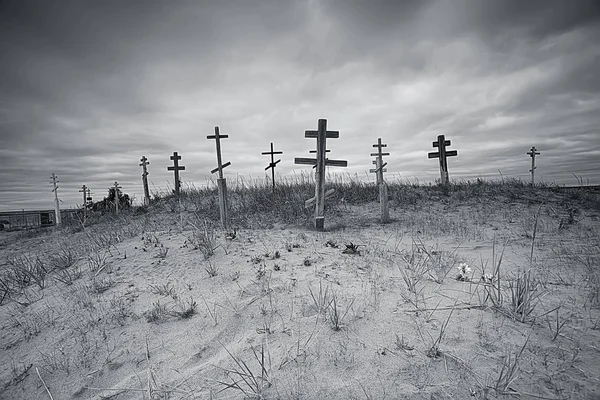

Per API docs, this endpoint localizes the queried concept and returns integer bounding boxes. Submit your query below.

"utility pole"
[50,173,61,225]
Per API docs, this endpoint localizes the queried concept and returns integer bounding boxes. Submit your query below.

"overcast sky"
[1,0,599,211]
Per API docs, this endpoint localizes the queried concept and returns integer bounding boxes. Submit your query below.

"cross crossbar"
[211,161,231,174]
[305,188,335,208]
[428,150,458,159]
[433,140,451,147]
[294,157,347,167]
[305,130,339,139]
[370,152,390,157]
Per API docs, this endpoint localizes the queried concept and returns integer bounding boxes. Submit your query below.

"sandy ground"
[0,194,599,399]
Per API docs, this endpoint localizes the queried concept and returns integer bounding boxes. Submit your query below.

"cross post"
[167,152,185,195]
[527,146,540,185]
[428,135,458,186]
[369,138,390,223]
[50,173,61,225]
[262,142,283,193]
[79,184,88,221]
[112,181,122,214]
[139,155,151,206]
[207,126,231,228]
[294,119,348,230]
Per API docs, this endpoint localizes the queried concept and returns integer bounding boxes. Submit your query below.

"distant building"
[0,209,78,230]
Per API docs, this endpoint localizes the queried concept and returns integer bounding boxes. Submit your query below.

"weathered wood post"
[167,152,185,195]
[428,134,458,186]
[262,143,283,193]
[370,138,390,223]
[207,126,232,228]
[139,155,151,206]
[112,181,122,214]
[50,173,61,225]
[79,185,88,221]
[294,119,347,230]
[527,146,540,185]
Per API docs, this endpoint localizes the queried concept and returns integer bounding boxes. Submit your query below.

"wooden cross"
[207,126,231,228]
[294,119,348,230]
[370,138,390,223]
[49,173,62,226]
[167,152,185,195]
[428,135,458,186]
[139,155,151,206]
[112,181,122,214]
[527,146,540,185]
[79,185,88,220]
[262,142,283,193]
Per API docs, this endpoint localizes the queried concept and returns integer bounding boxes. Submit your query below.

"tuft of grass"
[145,301,170,323]
[171,297,198,319]
[328,291,355,331]
[508,270,541,323]
[215,341,271,398]
[426,304,455,358]
[308,279,332,315]
[494,336,529,394]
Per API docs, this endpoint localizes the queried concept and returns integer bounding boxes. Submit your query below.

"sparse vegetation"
[0,178,599,399]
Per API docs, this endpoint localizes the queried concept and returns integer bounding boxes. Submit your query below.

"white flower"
[458,263,471,274]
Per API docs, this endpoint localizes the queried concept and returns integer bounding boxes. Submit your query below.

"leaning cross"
[370,138,390,223]
[139,155,151,206]
[262,142,283,193]
[207,126,231,228]
[527,146,540,185]
[428,134,458,186]
[294,119,348,230]
[167,152,185,195]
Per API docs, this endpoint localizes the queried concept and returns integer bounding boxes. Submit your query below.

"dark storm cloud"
[1,0,599,211]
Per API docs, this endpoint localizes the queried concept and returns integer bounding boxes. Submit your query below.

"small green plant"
[342,242,361,255]
[251,255,263,264]
[205,260,219,277]
[145,301,170,323]
[88,277,115,294]
[149,282,178,300]
[303,257,312,266]
[508,270,541,323]
[156,245,169,259]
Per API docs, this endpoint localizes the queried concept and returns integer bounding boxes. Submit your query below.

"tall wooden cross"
[262,142,283,193]
[428,134,458,186]
[370,138,390,223]
[167,152,185,195]
[112,181,122,214]
[527,146,540,185]
[50,173,61,225]
[207,126,231,228]
[294,119,348,230]
[139,155,151,206]
[79,184,88,220]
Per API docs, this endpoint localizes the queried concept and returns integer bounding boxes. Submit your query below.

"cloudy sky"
[1,0,599,211]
